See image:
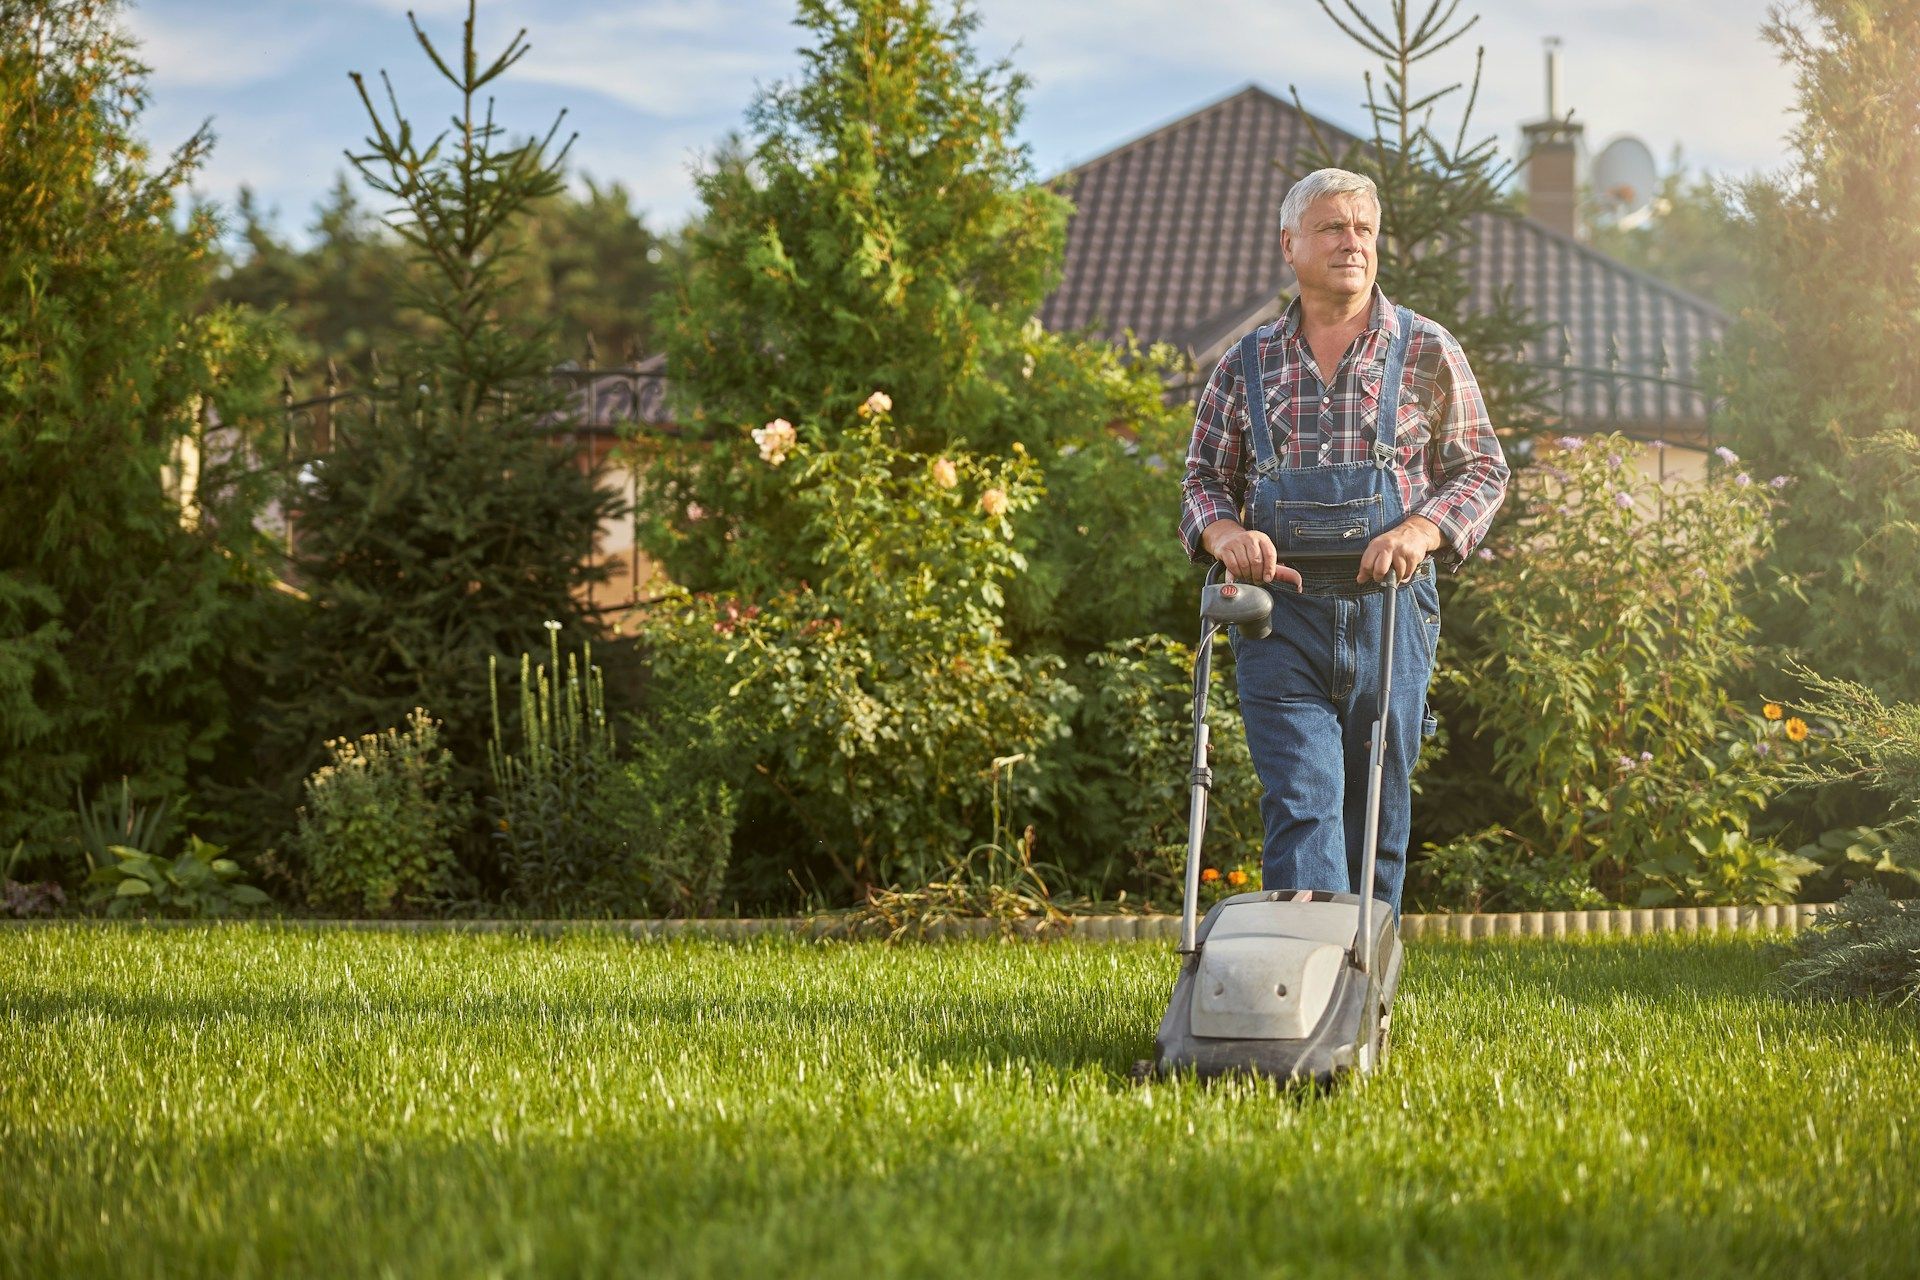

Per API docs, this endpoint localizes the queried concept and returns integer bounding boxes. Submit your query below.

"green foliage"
[0,0,283,848]
[640,407,1071,898]
[211,173,677,373]
[1295,0,1551,444]
[1584,158,1751,309]
[1039,637,1264,900]
[83,835,269,918]
[1780,666,1920,892]
[256,2,621,820]
[1410,824,1608,913]
[1777,881,1920,1006]
[998,337,1201,651]
[1715,0,1920,700]
[657,0,1064,456]
[74,778,175,868]
[1435,433,1815,905]
[644,0,1194,640]
[489,629,733,916]
[289,709,469,914]
[829,756,1073,940]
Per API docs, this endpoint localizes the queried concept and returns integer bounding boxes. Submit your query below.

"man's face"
[1281,191,1380,304]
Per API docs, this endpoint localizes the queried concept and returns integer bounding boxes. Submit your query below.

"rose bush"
[639,401,1073,898]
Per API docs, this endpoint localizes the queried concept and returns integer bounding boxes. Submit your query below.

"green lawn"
[2,926,1914,1279]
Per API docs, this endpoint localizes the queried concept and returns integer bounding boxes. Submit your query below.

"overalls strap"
[1237,326,1282,477]
[1372,305,1416,470]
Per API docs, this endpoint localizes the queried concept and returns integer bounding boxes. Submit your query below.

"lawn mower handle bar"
[1181,558,1406,972]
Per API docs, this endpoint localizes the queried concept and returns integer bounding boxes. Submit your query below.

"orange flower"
[1784,716,1810,742]
[1762,702,1784,721]
[1200,868,1220,884]
[1226,870,1249,887]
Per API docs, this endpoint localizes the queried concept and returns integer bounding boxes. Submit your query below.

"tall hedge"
[0,0,281,853]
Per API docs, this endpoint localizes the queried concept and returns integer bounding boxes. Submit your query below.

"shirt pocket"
[1360,378,1435,463]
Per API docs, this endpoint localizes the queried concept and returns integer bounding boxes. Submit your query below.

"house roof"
[1036,85,1726,428]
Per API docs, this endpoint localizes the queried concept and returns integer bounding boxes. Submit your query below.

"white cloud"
[123,4,323,91]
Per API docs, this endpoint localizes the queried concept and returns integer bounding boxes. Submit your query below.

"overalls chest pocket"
[1265,493,1388,555]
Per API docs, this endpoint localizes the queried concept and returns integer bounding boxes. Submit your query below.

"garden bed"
[3,926,1913,1278]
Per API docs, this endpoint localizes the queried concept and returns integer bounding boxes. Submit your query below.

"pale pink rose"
[751,418,796,466]
[858,390,893,418]
[685,501,707,522]
[931,458,959,489]
[980,487,1009,517]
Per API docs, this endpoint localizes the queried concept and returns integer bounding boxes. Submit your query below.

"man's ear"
[1279,227,1295,269]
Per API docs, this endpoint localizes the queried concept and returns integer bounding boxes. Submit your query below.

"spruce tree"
[257,2,619,835]
[1717,0,1920,698]
[0,0,281,852]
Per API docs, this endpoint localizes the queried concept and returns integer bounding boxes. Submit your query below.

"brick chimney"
[1521,38,1585,239]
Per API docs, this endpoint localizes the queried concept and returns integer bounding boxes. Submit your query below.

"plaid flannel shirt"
[1180,287,1509,569]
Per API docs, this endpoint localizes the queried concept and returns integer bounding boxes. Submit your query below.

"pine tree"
[0,0,282,852]
[1717,0,1920,698]
[256,2,620,838]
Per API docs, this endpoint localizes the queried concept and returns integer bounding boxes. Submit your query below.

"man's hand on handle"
[1358,515,1444,584]
[1203,515,1445,587]
[1200,520,1303,590]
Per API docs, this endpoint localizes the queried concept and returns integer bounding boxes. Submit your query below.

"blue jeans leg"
[1231,574,1437,915]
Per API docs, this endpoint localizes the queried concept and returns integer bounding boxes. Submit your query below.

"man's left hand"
[1359,515,1444,583]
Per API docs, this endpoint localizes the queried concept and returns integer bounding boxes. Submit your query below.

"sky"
[124,0,1802,245]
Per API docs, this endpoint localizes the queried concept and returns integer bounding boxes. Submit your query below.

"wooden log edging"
[1,903,1831,940]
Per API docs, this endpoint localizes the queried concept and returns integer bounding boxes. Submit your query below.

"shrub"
[1432,432,1815,905]
[1041,636,1265,902]
[84,835,269,919]
[490,628,733,917]
[1776,882,1920,1006]
[1778,665,1920,894]
[1410,825,1608,914]
[641,405,1071,899]
[288,709,468,914]
[1,0,283,850]
[829,757,1072,941]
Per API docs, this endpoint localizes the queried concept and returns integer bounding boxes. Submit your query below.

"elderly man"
[1179,167,1509,913]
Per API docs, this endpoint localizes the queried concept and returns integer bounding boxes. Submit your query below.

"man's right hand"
[1201,520,1303,590]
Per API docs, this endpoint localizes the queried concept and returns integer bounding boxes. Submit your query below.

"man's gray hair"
[1279,168,1381,233]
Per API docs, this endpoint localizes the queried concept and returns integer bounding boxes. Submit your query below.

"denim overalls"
[1229,306,1439,914]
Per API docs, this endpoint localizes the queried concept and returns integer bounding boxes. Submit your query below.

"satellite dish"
[1592,135,1658,229]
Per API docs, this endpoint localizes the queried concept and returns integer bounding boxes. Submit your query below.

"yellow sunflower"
[1785,716,1810,742]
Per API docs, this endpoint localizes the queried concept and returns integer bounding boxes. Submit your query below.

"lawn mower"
[1138,553,1406,1085]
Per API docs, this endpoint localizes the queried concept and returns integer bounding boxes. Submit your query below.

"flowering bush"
[640,403,1072,897]
[289,709,469,914]
[1431,433,1817,906]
